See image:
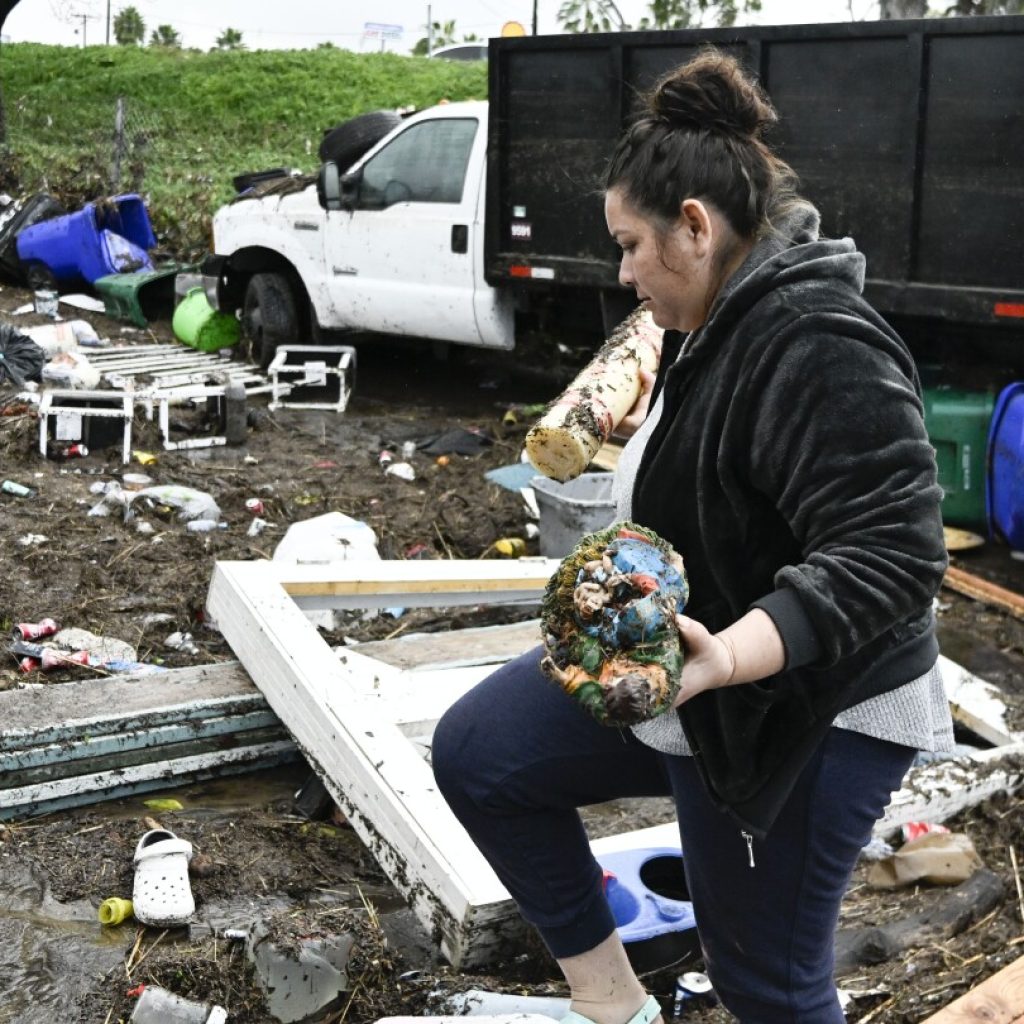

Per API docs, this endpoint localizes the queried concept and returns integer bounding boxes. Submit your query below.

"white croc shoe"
[132,828,195,928]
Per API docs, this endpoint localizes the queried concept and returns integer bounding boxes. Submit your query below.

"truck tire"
[242,272,297,368]
[318,110,402,169]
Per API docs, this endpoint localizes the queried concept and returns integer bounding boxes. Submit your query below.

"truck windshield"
[359,118,478,209]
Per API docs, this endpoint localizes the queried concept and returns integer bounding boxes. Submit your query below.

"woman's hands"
[672,608,787,708]
[614,368,657,440]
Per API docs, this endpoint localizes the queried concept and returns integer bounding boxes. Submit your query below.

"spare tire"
[318,110,403,170]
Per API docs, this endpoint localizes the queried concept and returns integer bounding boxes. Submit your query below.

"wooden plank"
[875,741,1024,837]
[273,558,559,610]
[944,565,1024,621]
[919,954,1024,1023]
[206,559,516,968]
[939,654,1018,747]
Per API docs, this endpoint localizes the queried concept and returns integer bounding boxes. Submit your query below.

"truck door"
[324,116,484,345]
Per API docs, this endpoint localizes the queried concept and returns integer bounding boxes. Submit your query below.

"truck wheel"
[242,272,297,368]
[318,110,402,169]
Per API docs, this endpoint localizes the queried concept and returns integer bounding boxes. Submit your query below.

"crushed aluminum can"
[19,656,40,673]
[672,972,715,1019]
[400,440,417,459]
[13,618,59,641]
[247,517,268,537]
[245,497,264,515]
[39,648,90,671]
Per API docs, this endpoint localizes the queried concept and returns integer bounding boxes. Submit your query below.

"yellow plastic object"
[493,537,527,557]
[143,798,183,812]
[98,897,134,925]
[133,451,158,466]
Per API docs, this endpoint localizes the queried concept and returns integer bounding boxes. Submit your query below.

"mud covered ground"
[1,283,1024,1024]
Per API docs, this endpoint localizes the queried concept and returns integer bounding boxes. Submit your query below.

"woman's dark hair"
[605,48,801,239]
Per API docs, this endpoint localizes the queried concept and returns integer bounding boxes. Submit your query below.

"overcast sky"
[4,0,877,51]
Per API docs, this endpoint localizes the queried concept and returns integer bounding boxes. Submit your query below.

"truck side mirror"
[317,161,342,211]
[339,169,363,210]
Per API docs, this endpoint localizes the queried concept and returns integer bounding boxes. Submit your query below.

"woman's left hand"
[672,614,736,707]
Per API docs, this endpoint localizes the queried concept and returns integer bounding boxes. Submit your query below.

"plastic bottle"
[224,380,248,445]
[186,519,227,533]
[2,479,36,497]
[98,897,134,926]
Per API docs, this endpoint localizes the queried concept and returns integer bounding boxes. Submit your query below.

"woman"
[432,49,951,1024]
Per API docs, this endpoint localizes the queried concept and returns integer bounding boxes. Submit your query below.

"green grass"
[0,43,488,261]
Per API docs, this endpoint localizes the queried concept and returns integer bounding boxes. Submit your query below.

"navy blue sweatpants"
[432,647,915,1024]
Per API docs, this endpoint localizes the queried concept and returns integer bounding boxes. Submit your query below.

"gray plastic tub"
[531,472,616,558]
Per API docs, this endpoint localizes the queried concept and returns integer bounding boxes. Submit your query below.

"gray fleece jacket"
[628,204,948,836]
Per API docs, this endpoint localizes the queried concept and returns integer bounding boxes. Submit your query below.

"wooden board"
[939,654,1017,747]
[920,953,1024,1022]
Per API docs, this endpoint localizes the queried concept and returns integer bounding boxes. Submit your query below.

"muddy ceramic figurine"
[540,522,688,726]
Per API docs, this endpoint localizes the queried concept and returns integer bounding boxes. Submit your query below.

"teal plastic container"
[922,387,995,530]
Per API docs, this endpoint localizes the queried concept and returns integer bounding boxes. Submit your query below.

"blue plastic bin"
[16,194,156,286]
[596,845,699,972]
[987,382,1024,549]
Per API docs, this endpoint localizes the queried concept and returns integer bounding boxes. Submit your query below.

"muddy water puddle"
[0,764,415,1023]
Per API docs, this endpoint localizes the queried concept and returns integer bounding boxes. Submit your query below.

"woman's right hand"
[614,368,657,439]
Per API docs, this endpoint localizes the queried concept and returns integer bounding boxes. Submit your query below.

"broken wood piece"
[834,869,1004,974]
[917,950,1024,1022]
[938,654,1019,747]
[943,564,1024,621]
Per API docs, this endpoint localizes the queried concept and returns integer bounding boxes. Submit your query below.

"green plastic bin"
[922,387,996,530]
[94,266,181,327]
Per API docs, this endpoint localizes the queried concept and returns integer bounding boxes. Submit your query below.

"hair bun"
[650,49,777,141]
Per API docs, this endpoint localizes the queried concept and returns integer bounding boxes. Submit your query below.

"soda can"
[40,648,90,671]
[672,972,715,1019]
[13,618,59,641]
[378,450,394,467]
[19,656,40,673]
[245,497,265,515]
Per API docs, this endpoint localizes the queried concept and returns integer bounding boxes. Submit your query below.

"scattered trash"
[16,533,48,546]
[135,520,155,535]
[489,537,527,557]
[867,831,984,889]
[41,350,101,389]
[485,461,540,492]
[672,971,716,1018]
[185,518,227,533]
[46,441,89,460]
[419,426,492,456]
[52,626,137,665]
[143,798,184,812]
[439,990,571,1018]
[165,631,200,656]
[22,319,101,354]
[88,481,128,517]
[436,455,450,467]
[901,821,951,843]
[1,479,36,497]
[128,984,226,1024]
[132,828,195,928]
[247,918,355,1023]
[400,440,418,459]
[247,517,268,537]
[98,897,134,926]
[385,461,416,481]
[378,449,394,468]
[128,485,220,523]
[859,836,896,862]
[12,618,59,641]
[0,322,46,386]
[121,472,153,490]
[244,497,265,515]
[58,292,106,314]
[133,450,158,465]
[33,288,58,317]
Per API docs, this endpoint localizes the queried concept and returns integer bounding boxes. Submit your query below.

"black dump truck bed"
[486,16,1024,336]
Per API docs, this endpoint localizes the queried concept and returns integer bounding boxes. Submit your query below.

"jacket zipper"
[741,830,755,868]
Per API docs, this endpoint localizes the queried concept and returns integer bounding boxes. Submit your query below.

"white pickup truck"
[203,102,526,366]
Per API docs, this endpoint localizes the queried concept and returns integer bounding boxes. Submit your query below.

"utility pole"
[80,13,88,46]
[106,0,111,44]
[532,0,538,34]
[427,3,433,56]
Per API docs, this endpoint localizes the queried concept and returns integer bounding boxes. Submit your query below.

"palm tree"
[149,24,181,48]
[412,19,458,55]
[113,6,145,45]
[215,27,245,50]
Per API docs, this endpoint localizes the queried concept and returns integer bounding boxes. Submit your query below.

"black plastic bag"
[0,322,46,386]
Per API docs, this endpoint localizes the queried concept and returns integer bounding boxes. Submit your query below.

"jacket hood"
[684,202,867,359]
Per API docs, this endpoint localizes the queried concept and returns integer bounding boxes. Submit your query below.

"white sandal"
[132,828,195,928]
[561,994,663,1024]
